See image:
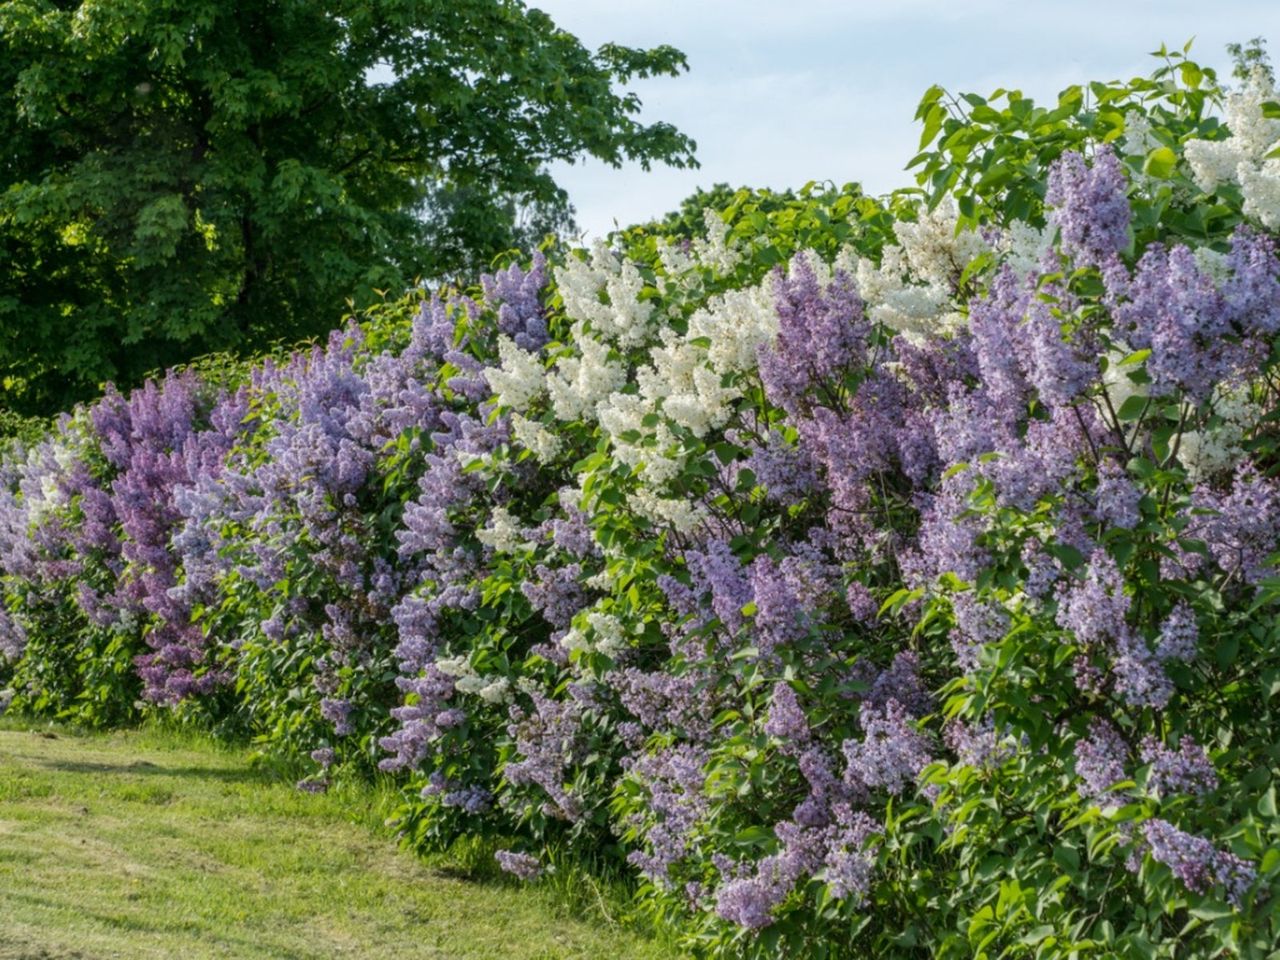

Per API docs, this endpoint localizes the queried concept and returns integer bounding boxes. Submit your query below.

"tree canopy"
[0,0,696,415]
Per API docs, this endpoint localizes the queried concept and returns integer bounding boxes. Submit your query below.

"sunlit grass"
[0,720,681,960]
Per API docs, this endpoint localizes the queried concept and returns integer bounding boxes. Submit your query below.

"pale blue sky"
[532,0,1280,237]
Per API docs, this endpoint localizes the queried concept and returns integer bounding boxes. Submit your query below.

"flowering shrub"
[3,49,1280,959]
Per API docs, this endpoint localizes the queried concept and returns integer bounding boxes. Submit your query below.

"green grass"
[0,719,681,960]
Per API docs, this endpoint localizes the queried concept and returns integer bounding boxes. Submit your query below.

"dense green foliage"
[0,0,695,415]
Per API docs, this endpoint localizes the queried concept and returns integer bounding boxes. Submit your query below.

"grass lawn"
[0,720,680,960]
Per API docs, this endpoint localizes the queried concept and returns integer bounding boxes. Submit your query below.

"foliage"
[0,0,696,415]
[4,44,1280,960]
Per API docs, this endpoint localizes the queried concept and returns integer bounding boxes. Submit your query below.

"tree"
[0,0,696,415]
[1227,36,1275,84]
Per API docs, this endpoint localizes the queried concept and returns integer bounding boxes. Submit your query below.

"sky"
[531,0,1280,239]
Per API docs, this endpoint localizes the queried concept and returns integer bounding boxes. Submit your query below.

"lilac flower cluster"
[1073,719,1129,799]
[758,256,868,417]
[842,699,933,796]
[1141,819,1255,907]
[1045,146,1131,266]
[1140,736,1218,798]
[495,850,543,880]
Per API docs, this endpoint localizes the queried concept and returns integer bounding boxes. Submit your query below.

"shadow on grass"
[0,889,313,960]
[31,758,271,785]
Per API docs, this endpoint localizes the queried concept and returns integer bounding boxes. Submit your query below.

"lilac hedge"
[3,49,1280,959]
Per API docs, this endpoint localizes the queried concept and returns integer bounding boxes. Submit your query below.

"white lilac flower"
[630,489,708,533]
[547,333,628,423]
[510,413,562,463]
[554,241,655,347]
[483,335,546,413]
[690,209,742,274]
[475,505,533,554]
[1183,69,1280,226]
[685,281,780,376]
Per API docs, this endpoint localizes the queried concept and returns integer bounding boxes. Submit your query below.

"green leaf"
[1259,785,1277,818]
[1143,146,1178,179]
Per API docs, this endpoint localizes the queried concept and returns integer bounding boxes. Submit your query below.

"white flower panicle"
[630,489,709,534]
[1179,383,1262,482]
[484,336,546,413]
[1184,69,1280,228]
[562,608,628,659]
[435,655,475,678]
[996,221,1055,278]
[1122,111,1160,159]
[510,413,563,463]
[475,505,533,554]
[547,333,628,423]
[555,241,655,347]
[454,674,512,704]
[690,209,742,274]
[1239,162,1280,229]
[854,200,985,339]
[686,281,780,376]
[893,199,989,287]
[595,392,683,486]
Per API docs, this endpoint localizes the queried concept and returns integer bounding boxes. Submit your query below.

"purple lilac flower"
[0,610,27,662]
[310,747,336,768]
[1073,718,1129,799]
[1046,146,1130,267]
[1142,819,1255,907]
[1022,545,1061,600]
[732,429,819,505]
[1113,632,1175,709]
[378,666,458,772]
[1055,549,1129,648]
[842,699,932,796]
[1222,226,1280,336]
[949,593,1008,672]
[521,563,586,629]
[759,254,868,417]
[822,808,881,902]
[1191,463,1280,586]
[1024,300,1099,410]
[685,540,753,639]
[504,692,583,822]
[546,508,599,558]
[845,583,879,624]
[714,870,787,929]
[625,745,710,885]
[1111,244,1252,402]
[1140,736,1218,797]
[906,474,989,586]
[612,667,716,743]
[495,850,543,880]
[481,252,550,353]
[861,651,933,719]
[442,785,493,814]
[1156,603,1199,663]
[967,267,1033,411]
[320,697,355,736]
[1094,464,1142,529]
[944,717,1014,770]
[763,682,810,745]
[749,555,807,656]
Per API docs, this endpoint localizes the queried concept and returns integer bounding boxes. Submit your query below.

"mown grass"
[0,718,681,960]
